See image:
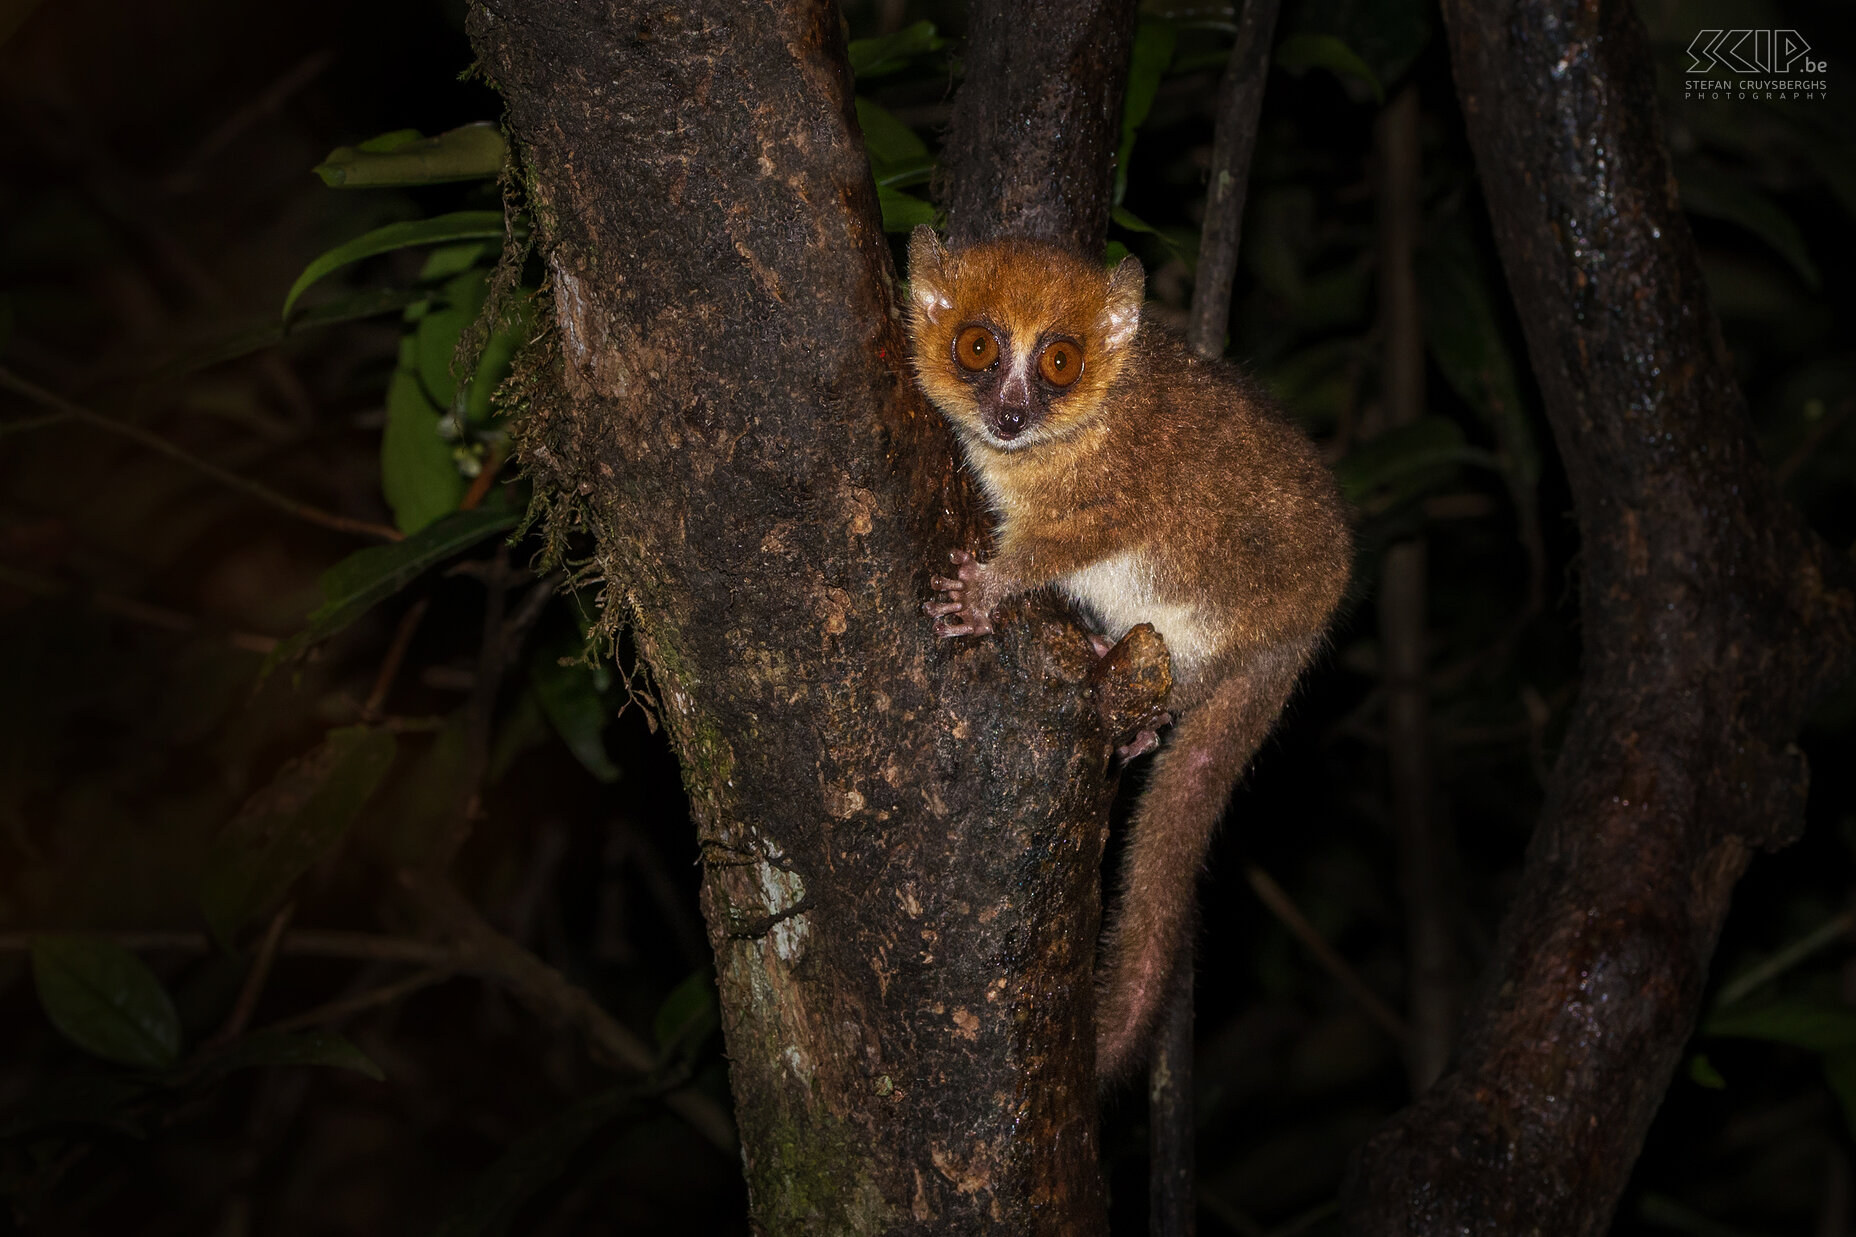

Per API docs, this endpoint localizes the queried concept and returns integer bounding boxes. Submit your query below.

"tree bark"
[1346,0,1856,1232]
[465,0,1148,1231]
[939,0,1137,246]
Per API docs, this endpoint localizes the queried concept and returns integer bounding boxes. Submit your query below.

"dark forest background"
[0,0,1852,1233]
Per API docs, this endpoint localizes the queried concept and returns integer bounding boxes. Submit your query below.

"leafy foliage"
[30,936,183,1070]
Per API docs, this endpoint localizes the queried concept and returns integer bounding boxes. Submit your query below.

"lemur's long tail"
[1094,641,1311,1083]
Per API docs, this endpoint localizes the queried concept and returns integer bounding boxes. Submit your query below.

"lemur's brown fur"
[908,227,1351,1081]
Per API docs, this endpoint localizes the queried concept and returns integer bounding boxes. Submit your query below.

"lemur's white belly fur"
[1060,549,1221,677]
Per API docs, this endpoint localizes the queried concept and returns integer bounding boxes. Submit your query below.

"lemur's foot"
[1115,713,1172,763]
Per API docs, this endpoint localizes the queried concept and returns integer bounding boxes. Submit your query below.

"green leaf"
[529,638,621,784]
[1686,1052,1726,1089]
[1115,17,1177,204]
[653,969,719,1061]
[31,935,183,1070]
[419,242,492,282]
[876,185,936,234]
[1678,166,1821,289]
[1274,34,1385,105]
[383,344,468,535]
[466,304,531,423]
[356,129,424,154]
[1332,416,1495,508]
[265,508,518,669]
[315,122,506,189]
[1111,205,1161,236]
[282,210,508,320]
[1110,206,1187,264]
[1703,999,1856,1052]
[846,20,943,79]
[855,98,932,188]
[199,726,398,949]
[150,287,427,380]
[413,267,492,415]
[194,1030,385,1082]
[415,306,471,411]
[433,1086,642,1237]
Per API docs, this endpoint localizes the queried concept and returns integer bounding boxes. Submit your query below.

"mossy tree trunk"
[465,0,1140,1232]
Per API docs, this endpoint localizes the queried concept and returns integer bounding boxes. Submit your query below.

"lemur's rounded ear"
[1100,255,1145,350]
[907,226,954,318]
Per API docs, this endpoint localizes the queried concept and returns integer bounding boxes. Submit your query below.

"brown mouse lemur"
[907,226,1351,1081]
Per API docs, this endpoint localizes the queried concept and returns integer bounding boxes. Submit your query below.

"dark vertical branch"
[1346,0,1856,1231]
[1373,84,1455,1095]
[1151,7,1283,1232]
[1183,0,1281,358]
[1147,932,1195,1237]
[939,0,1139,249]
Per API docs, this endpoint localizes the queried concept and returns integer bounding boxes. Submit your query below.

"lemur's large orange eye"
[954,325,1000,371]
[1038,339,1083,387]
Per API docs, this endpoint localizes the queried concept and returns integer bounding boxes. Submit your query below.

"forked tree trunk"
[465,0,1138,1232]
[1346,0,1855,1231]
[469,0,1854,1231]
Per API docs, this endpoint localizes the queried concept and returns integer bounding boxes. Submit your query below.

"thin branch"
[0,562,278,654]
[262,966,457,1035]
[0,907,735,1153]
[1375,83,1454,1096]
[1184,0,1283,359]
[0,366,401,542]
[1245,864,1409,1044]
[206,902,296,1049]
[0,929,454,965]
[0,411,72,437]
[460,444,508,511]
[1714,910,1856,1010]
[396,868,738,1155]
[363,597,431,720]
[164,49,336,192]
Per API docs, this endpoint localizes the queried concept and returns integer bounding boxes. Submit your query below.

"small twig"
[1714,909,1856,1010]
[1775,397,1854,488]
[0,929,454,966]
[0,367,401,542]
[205,902,295,1049]
[262,966,456,1035]
[0,411,71,437]
[440,561,560,866]
[460,444,508,511]
[1244,864,1409,1045]
[0,562,278,654]
[165,49,335,192]
[396,867,738,1154]
[504,571,563,642]
[362,597,431,720]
